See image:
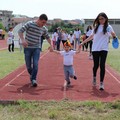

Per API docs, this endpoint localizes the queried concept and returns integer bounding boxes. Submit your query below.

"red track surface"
[0,39,7,50]
[0,40,120,102]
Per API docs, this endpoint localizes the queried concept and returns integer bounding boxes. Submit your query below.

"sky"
[1,0,120,20]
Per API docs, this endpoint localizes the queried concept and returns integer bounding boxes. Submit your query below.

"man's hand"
[21,40,28,47]
[48,45,53,52]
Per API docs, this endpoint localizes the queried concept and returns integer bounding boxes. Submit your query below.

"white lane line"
[5,69,26,86]
[63,81,67,99]
[106,68,120,84]
[0,51,49,90]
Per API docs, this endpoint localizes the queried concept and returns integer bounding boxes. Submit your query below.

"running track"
[0,46,120,102]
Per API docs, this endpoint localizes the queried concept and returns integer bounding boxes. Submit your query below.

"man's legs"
[32,48,41,80]
[24,48,40,87]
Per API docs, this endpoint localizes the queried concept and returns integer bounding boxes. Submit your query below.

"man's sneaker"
[99,82,104,90]
[92,77,96,86]
[30,75,32,81]
[73,76,77,80]
[32,80,37,87]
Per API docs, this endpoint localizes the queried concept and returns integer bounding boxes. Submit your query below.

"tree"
[0,22,5,30]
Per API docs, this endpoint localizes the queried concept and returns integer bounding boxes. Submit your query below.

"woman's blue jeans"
[24,48,41,81]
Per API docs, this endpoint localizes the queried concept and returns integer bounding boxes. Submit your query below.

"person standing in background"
[7,27,14,52]
[86,25,93,59]
[57,27,62,51]
[74,28,81,50]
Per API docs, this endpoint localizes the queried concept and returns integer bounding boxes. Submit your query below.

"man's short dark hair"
[39,14,48,21]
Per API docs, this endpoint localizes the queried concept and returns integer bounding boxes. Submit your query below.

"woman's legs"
[92,51,108,90]
[100,51,108,82]
[92,52,100,78]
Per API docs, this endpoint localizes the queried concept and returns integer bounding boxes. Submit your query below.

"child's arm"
[52,50,60,54]
[49,48,60,54]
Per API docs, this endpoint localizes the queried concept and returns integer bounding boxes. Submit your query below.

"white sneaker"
[99,82,104,90]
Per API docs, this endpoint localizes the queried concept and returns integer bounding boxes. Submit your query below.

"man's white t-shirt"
[92,25,114,52]
[60,50,76,65]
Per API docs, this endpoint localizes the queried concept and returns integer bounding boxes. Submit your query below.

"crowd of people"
[0,12,118,91]
[51,27,82,51]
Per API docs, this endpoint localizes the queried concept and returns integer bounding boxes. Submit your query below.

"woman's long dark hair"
[86,25,92,32]
[93,12,108,34]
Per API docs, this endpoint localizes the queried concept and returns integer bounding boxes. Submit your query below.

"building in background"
[0,10,13,31]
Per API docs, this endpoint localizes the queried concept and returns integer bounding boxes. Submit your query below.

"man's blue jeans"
[24,48,41,81]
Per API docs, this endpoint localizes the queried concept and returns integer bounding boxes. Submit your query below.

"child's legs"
[64,66,70,82]
[68,66,75,78]
[12,43,14,51]
[8,44,11,52]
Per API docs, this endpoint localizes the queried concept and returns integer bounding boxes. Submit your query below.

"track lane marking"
[0,50,49,90]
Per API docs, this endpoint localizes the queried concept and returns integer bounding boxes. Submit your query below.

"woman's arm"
[111,31,116,38]
[81,34,94,45]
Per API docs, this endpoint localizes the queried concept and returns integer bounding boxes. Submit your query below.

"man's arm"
[18,32,28,47]
[49,47,60,54]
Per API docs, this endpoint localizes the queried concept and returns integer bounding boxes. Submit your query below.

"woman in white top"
[81,12,116,90]
[86,25,93,58]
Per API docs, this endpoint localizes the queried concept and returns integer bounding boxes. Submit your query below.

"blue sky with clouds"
[1,0,120,19]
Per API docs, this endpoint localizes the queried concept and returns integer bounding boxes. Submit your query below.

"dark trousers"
[8,43,14,52]
[89,41,93,55]
[57,38,61,51]
[92,51,108,82]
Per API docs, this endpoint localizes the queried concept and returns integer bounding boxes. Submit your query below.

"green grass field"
[0,100,120,120]
[107,40,120,73]
[0,41,50,79]
[0,40,120,120]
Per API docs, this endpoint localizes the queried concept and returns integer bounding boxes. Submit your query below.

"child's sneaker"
[32,80,37,87]
[92,77,96,86]
[99,82,104,90]
[73,76,77,80]
[67,81,71,87]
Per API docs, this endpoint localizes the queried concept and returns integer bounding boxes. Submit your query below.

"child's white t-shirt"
[60,50,76,65]
[92,25,114,51]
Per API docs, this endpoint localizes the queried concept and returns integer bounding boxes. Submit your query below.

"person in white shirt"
[86,25,93,59]
[52,28,58,50]
[80,12,117,90]
[50,41,80,87]
[74,28,81,50]
[7,27,14,52]
[68,31,74,49]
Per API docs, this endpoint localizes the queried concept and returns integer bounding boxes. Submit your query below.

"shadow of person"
[91,86,110,98]
[9,83,40,96]
[91,86,119,99]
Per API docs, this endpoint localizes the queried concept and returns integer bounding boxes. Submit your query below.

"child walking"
[50,41,80,87]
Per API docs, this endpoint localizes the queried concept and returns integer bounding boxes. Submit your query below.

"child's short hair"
[64,41,72,47]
